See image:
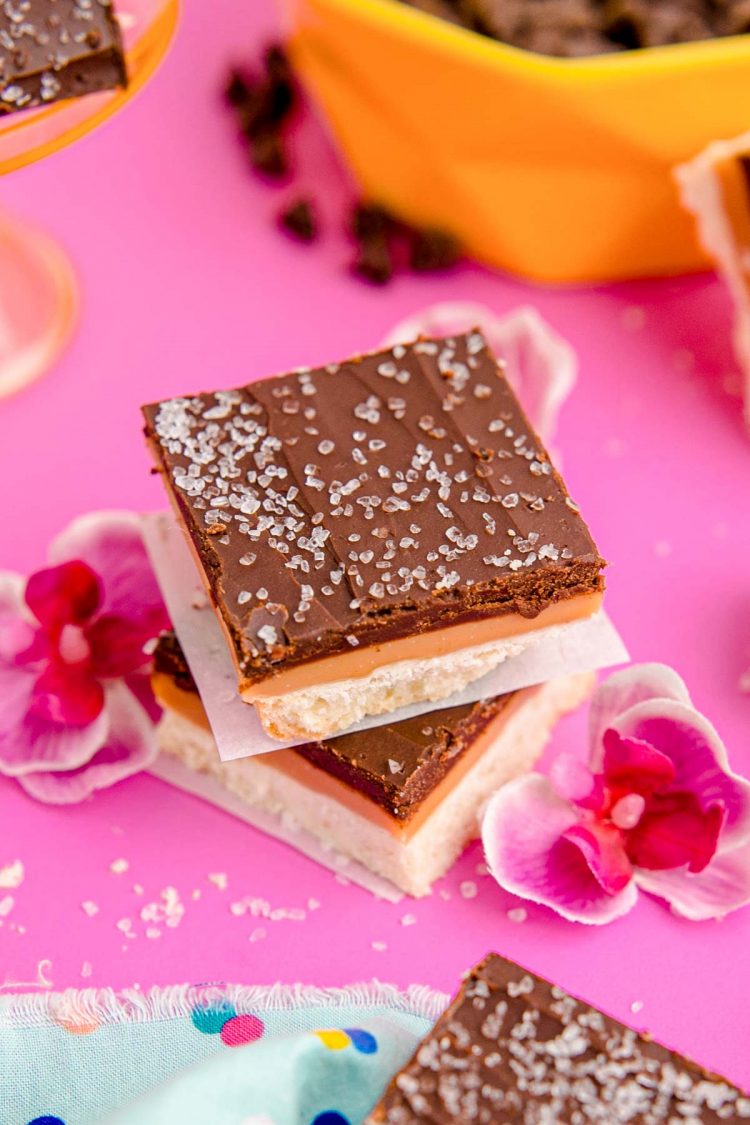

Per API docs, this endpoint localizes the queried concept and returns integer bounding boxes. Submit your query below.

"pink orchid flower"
[382,302,577,445]
[0,511,170,804]
[483,664,750,923]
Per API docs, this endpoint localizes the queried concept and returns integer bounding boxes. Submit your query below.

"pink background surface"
[2,0,749,1094]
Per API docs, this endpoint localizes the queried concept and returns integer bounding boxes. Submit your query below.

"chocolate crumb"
[279,198,319,242]
[249,130,288,179]
[224,68,254,108]
[410,227,462,272]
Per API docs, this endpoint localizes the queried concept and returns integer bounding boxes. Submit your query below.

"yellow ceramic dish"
[285,0,750,283]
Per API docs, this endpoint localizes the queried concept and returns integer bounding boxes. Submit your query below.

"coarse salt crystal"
[81,901,99,917]
[0,860,24,889]
[109,858,129,875]
[208,872,228,890]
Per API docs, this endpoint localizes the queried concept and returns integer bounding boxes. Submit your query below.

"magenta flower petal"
[483,775,639,925]
[24,560,101,631]
[0,658,37,755]
[549,753,605,810]
[625,792,724,874]
[86,614,162,678]
[562,822,633,894]
[634,841,750,921]
[602,729,676,796]
[611,699,750,850]
[0,695,108,776]
[30,660,105,727]
[48,511,169,637]
[18,683,157,804]
[589,664,692,766]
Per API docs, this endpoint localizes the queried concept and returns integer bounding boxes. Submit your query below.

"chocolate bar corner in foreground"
[367,953,750,1122]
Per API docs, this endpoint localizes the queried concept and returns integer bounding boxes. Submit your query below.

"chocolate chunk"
[224,68,254,109]
[249,129,288,178]
[154,629,513,820]
[352,237,394,285]
[0,0,127,115]
[402,0,735,55]
[143,333,604,686]
[367,954,750,1123]
[602,0,713,48]
[350,203,396,284]
[225,42,296,181]
[410,228,462,272]
[279,198,319,242]
[400,0,473,24]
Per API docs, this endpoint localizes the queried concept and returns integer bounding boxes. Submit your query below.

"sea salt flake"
[460,881,478,899]
[0,860,24,888]
[249,928,266,943]
[507,907,528,924]
[109,858,129,875]
[208,872,228,890]
[0,895,13,916]
[81,901,99,917]
[371,940,388,952]
[400,914,418,927]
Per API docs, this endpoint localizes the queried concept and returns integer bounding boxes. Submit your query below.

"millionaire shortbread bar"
[143,332,604,739]
[153,632,592,896]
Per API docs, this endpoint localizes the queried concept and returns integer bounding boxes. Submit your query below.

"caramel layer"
[241,591,602,699]
[153,674,530,841]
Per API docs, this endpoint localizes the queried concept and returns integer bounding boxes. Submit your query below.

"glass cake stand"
[0,0,179,399]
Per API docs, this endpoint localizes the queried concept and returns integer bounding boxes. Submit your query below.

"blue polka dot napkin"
[0,982,446,1125]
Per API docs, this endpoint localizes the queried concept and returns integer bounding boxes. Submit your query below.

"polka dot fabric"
[4,982,439,1124]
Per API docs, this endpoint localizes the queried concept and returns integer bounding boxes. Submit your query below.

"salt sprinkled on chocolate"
[367,954,750,1123]
[144,333,603,684]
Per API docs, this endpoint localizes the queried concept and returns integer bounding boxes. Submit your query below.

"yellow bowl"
[285,0,750,283]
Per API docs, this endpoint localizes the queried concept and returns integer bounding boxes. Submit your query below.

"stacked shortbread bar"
[143,332,608,894]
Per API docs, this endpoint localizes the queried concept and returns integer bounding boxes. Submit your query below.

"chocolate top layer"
[368,953,750,1123]
[0,0,126,115]
[154,630,513,821]
[143,333,604,684]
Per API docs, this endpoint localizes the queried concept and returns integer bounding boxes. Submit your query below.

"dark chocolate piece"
[367,953,750,1123]
[225,44,296,182]
[154,630,513,821]
[351,203,396,285]
[249,129,288,179]
[143,332,604,686]
[400,0,746,56]
[410,228,462,272]
[0,0,126,116]
[279,198,318,242]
